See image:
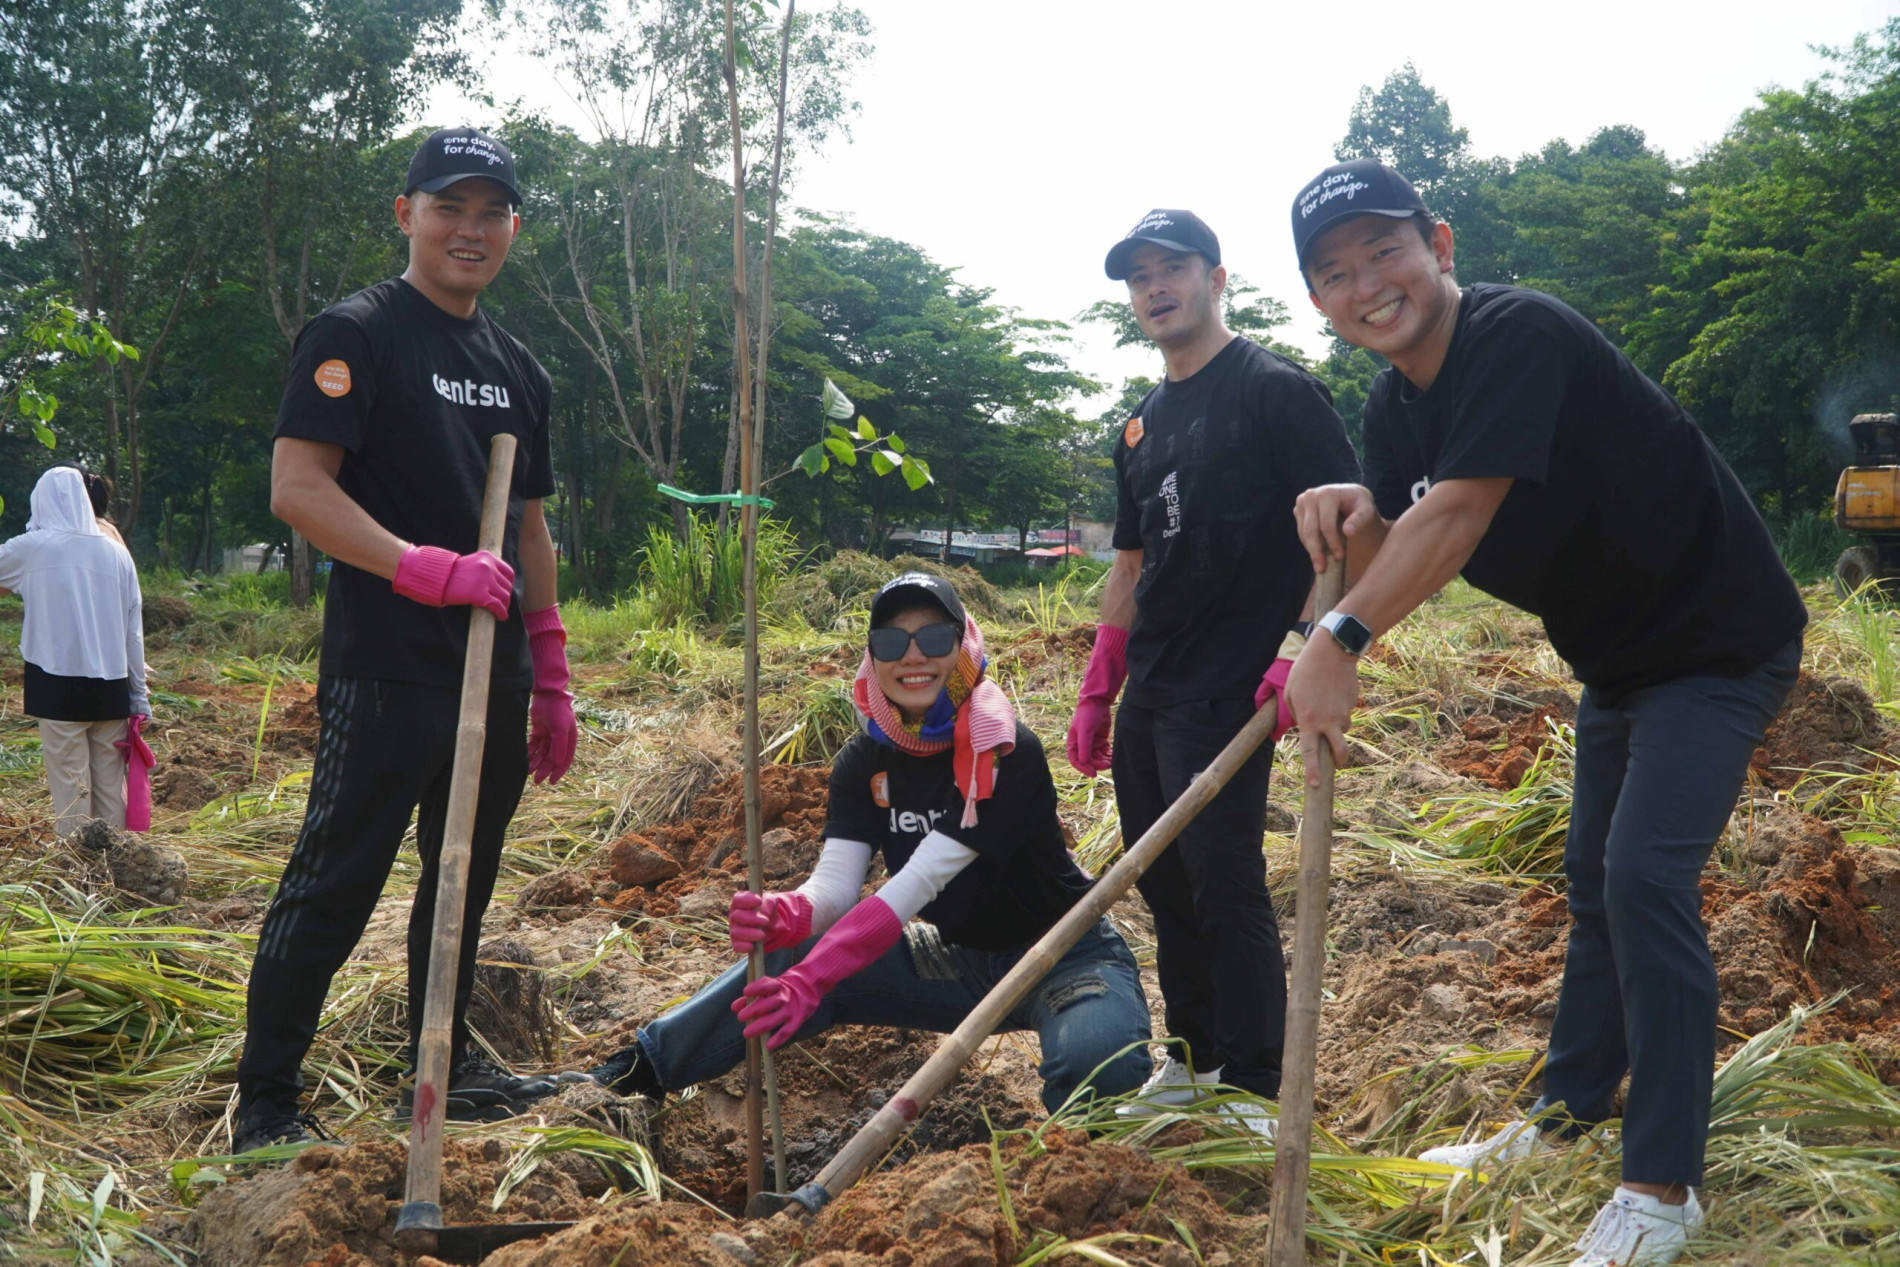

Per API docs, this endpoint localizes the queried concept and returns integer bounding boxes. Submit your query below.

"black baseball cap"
[405,127,522,208]
[1104,209,1221,280]
[870,572,967,630]
[1290,159,1429,272]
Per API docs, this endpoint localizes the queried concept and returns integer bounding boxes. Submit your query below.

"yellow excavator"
[1834,412,1900,597]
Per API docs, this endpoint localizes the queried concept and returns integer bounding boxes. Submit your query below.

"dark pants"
[237,675,529,1117]
[1114,697,1284,1097]
[639,918,1152,1115]
[1538,637,1800,1186]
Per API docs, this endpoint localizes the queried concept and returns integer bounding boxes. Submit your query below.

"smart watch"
[1317,610,1373,657]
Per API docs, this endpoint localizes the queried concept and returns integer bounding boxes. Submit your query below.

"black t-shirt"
[823,723,1094,952]
[1113,337,1360,707]
[274,278,555,690]
[1361,284,1806,698]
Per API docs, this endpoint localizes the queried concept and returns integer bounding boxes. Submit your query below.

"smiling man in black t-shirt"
[233,128,578,1154]
[585,574,1152,1117]
[1285,159,1806,1266]
[1065,210,1360,1136]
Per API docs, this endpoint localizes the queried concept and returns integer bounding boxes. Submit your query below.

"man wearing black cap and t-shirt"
[584,572,1153,1117]
[1066,210,1359,1135]
[233,128,579,1154]
[1284,158,1805,1266]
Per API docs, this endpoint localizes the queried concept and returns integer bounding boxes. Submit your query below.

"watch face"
[1324,612,1371,655]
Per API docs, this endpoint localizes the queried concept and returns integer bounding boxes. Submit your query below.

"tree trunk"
[291,532,315,606]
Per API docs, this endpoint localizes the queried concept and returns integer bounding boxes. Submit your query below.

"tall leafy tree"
[0,0,209,530]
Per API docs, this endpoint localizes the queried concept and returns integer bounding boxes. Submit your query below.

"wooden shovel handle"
[1267,547,1348,1267]
[402,431,517,1225]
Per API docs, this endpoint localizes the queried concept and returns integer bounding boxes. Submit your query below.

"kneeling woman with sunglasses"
[588,572,1153,1115]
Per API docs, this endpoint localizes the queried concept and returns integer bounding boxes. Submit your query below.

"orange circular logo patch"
[1123,416,1144,448]
[314,359,352,398]
[871,772,890,809]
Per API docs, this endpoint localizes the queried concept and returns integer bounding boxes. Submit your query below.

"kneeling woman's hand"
[731,897,903,1049]
[727,890,814,955]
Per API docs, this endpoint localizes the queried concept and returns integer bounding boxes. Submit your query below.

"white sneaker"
[1418,1119,1551,1170]
[1570,1187,1703,1267]
[1114,1055,1224,1119]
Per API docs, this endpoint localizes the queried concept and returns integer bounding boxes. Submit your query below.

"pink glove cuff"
[525,604,571,694]
[392,544,455,606]
[795,896,902,993]
[1257,656,1295,743]
[1080,624,1130,703]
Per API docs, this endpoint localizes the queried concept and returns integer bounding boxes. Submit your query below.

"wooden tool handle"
[402,431,517,1227]
[1267,547,1348,1267]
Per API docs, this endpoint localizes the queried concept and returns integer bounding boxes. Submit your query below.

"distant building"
[885,528,1022,565]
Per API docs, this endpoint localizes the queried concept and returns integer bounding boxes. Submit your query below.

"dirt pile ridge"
[183,1137,595,1267]
[1753,671,1897,789]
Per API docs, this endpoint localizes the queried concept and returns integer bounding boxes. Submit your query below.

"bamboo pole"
[759,690,1282,1216]
[747,0,797,1195]
[722,0,775,1205]
[397,432,516,1246]
[1266,549,1348,1267]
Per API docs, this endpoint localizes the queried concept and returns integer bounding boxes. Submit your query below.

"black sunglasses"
[868,623,961,662]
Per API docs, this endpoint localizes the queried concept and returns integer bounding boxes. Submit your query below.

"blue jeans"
[1537,636,1801,1186]
[638,917,1153,1115]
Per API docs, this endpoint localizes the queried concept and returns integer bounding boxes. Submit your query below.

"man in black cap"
[234,127,578,1153]
[1285,158,1806,1266]
[585,572,1153,1117]
[1066,210,1359,1134]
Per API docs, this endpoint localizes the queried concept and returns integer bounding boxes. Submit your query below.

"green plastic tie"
[657,483,775,510]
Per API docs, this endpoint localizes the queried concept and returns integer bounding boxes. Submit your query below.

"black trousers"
[1115,697,1284,1097]
[1537,637,1800,1186]
[237,675,529,1115]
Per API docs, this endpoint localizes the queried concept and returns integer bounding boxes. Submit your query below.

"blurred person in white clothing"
[0,465,149,835]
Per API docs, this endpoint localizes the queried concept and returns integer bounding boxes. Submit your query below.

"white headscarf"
[0,467,146,708]
[26,467,103,536]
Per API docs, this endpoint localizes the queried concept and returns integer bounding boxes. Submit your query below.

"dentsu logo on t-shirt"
[433,373,512,409]
[1411,476,1433,504]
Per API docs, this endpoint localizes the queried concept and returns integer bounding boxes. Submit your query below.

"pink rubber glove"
[732,896,902,1049]
[392,544,514,620]
[1065,624,1129,776]
[117,714,155,832]
[729,891,814,955]
[1254,657,1296,744]
[525,605,577,785]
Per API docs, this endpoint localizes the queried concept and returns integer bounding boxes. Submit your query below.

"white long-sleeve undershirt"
[796,830,981,932]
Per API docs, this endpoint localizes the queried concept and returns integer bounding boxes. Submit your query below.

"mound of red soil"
[1489,810,1900,1068]
[186,1137,595,1267]
[1752,672,1896,789]
[597,765,831,914]
[1436,707,1566,790]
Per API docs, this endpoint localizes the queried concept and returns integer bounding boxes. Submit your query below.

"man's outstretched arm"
[1286,476,1513,784]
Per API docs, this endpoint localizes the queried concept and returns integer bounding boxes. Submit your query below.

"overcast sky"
[436,0,1899,409]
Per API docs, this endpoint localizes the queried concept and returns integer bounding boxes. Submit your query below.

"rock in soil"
[110,838,188,905]
[516,868,594,915]
[75,821,189,904]
[609,834,684,888]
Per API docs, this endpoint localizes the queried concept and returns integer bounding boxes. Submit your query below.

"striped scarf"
[851,613,1016,828]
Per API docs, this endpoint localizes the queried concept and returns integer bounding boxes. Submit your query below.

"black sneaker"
[586,1043,663,1099]
[232,1111,330,1156]
[394,1057,559,1123]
